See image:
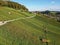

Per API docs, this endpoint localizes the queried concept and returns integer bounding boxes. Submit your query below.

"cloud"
[44,5,60,11]
[51,1,55,4]
[28,5,60,11]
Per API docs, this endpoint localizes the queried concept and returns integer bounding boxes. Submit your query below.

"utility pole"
[43,25,47,39]
[43,25,49,45]
[53,40,55,45]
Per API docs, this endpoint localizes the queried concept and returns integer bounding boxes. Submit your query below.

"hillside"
[0,1,28,11]
[0,7,60,45]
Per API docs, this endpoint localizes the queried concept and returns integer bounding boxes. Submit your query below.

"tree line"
[0,1,28,11]
[32,10,60,22]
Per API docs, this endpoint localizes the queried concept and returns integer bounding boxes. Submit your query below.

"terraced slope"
[0,7,60,45]
[0,7,33,21]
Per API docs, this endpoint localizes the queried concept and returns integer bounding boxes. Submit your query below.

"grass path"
[0,15,36,26]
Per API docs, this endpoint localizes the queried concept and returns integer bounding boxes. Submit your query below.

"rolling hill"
[0,6,60,45]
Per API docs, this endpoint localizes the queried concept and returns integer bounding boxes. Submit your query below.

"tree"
[2,0,11,1]
[56,12,60,22]
[0,1,28,11]
[44,10,50,15]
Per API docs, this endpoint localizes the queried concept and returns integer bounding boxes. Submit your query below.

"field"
[0,7,60,45]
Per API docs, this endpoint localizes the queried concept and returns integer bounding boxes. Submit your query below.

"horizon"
[12,0,60,11]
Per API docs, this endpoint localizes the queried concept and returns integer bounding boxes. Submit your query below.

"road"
[0,15,36,26]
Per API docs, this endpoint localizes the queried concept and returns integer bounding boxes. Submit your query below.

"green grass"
[0,7,32,21]
[0,7,60,45]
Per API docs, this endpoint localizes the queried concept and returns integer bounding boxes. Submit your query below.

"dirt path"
[0,15,36,26]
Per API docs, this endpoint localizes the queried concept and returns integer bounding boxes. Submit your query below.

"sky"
[12,0,60,11]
